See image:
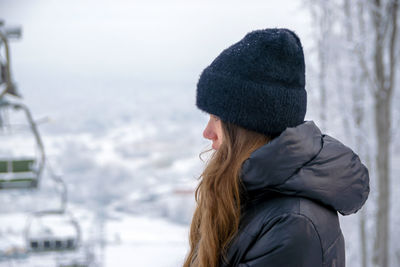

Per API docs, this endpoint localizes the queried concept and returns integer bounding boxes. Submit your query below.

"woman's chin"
[212,143,220,150]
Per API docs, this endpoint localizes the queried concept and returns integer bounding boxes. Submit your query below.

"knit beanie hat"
[196,28,307,136]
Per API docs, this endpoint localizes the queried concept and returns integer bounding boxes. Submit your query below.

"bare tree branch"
[355,42,379,95]
[356,0,379,95]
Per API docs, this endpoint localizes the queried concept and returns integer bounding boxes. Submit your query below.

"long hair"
[183,121,272,267]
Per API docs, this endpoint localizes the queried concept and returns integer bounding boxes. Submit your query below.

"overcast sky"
[0,0,313,130]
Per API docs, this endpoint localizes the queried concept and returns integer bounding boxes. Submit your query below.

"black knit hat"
[196,28,307,136]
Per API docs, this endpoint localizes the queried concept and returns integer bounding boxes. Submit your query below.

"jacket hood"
[241,121,370,215]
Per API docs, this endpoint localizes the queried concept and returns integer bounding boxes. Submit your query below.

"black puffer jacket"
[221,121,370,267]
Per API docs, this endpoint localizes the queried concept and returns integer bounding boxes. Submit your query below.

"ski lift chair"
[0,100,45,190]
[25,211,81,253]
[25,168,82,254]
[0,158,38,189]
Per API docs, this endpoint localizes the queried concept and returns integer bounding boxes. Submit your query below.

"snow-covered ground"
[0,210,189,267]
[104,214,188,267]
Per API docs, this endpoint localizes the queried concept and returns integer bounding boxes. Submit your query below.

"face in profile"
[203,114,224,150]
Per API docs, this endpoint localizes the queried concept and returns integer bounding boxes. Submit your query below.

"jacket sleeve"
[238,213,323,267]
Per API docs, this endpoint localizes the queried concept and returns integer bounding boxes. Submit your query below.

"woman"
[183,28,370,267]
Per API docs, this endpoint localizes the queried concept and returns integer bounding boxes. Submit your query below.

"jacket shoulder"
[240,212,323,267]
[240,194,344,266]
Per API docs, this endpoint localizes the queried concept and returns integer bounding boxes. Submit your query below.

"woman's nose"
[203,123,217,140]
